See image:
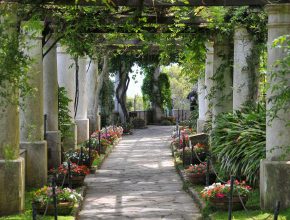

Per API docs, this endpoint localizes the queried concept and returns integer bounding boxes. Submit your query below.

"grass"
[0,189,74,220]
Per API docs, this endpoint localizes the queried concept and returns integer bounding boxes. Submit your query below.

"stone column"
[43,37,61,169]
[260,4,290,210]
[152,66,163,123]
[0,4,25,215]
[197,76,207,133]
[76,57,89,143]
[57,45,77,151]
[233,27,259,110]
[204,42,214,122]
[20,22,47,188]
[87,58,101,133]
[211,37,233,124]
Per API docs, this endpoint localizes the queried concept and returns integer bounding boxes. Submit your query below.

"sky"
[127,64,144,98]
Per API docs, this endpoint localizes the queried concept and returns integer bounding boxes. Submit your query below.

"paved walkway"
[79,126,201,220]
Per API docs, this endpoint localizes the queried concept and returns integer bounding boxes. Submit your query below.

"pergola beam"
[3,0,290,7]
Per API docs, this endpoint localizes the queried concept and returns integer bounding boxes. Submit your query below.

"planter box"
[34,201,74,215]
[209,196,248,211]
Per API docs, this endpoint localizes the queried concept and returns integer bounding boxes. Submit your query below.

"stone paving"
[79,126,201,220]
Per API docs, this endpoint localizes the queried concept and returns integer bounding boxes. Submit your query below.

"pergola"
[0,0,290,217]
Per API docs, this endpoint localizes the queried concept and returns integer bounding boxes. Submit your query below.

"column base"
[46,131,61,169]
[197,119,206,133]
[0,158,25,216]
[76,118,89,144]
[260,160,290,210]
[20,141,47,188]
[62,123,77,151]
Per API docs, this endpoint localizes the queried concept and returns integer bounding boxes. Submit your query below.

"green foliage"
[268,35,290,123]
[58,87,73,141]
[158,73,172,109]
[141,65,172,110]
[100,77,115,126]
[163,64,192,109]
[0,4,31,103]
[211,104,266,185]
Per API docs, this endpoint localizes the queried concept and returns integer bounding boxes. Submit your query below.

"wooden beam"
[4,0,290,7]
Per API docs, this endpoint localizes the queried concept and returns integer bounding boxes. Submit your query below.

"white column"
[233,27,259,110]
[197,76,207,133]
[57,45,77,150]
[76,57,89,143]
[20,22,47,188]
[204,42,214,122]
[260,4,290,210]
[211,37,233,124]
[0,4,25,214]
[43,37,61,169]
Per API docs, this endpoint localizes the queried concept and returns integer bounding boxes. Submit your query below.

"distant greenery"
[58,87,73,141]
[100,76,114,126]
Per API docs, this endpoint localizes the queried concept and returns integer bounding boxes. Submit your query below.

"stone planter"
[209,196,248,211]
[56,175,85,188]
[34,201,74,215]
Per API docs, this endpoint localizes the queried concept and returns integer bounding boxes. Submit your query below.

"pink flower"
[216,193,225,198]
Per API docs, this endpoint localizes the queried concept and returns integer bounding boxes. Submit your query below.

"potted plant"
[32,186,82,215]
[185,162,216,185]
[201,181,252,210]
[65,148,98,167]
[50,162,90,187]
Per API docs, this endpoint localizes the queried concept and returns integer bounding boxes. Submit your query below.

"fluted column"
[0,3,25,215]
[76,57,89,143]
[20,22,47,188]
[57,45,77,150]
[43,37,61,169]
[204,42,214,122]
[260,4,290,210]
[233,27,259,110]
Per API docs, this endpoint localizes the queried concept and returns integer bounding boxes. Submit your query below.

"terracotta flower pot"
[33,201,74,215]
[209,196,248,211]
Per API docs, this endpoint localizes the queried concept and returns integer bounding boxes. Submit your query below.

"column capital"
[234,27,251,40]
[266,3,290,28]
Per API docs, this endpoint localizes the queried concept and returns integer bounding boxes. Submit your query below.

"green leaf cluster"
[211,104,266,186]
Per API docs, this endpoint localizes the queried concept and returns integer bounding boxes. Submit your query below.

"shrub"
[160,119,172,126]
[132,118,146,128]
[211,104,266,185]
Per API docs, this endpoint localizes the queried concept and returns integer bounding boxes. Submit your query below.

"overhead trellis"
[4,0,289,7]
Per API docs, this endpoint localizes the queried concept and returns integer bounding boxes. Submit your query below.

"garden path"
[79,126,201,220]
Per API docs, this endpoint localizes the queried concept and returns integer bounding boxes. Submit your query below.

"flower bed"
[185,162,216,185]
[64,148,98,167]
[32,186,82,215]
[201,181,252,210]
[49,162,90,187]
